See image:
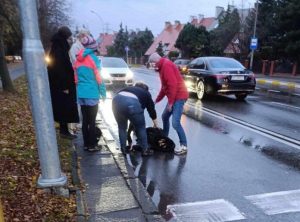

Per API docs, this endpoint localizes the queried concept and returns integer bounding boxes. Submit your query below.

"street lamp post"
[90,10,105,33]
[18,0,67,187]
[250,0,259,70]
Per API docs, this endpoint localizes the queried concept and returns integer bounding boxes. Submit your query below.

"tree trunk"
[0,27,15,92]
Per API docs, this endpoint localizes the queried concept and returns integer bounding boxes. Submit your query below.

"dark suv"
[184,57,256,100]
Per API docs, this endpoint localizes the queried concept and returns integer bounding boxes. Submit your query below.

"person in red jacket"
[149,52,189,155]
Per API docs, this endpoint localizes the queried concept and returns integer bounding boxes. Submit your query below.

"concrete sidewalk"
[73,118,164,222]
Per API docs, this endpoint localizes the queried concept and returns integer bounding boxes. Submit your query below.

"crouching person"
[112,82,158,156]
[73,35,106,151]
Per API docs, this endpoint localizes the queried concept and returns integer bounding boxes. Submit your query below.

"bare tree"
[0,0,20,92]
[37,0,71,49]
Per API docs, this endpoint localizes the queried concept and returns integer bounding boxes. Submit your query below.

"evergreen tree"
[129,28,154,57]
[256,0,281,59]
[175,23,210,58]
[113,23,129,57]
[277,0,300,61]
[210,7,240,55]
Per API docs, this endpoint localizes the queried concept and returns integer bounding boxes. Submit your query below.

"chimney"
[165,21,171,29]
[215,6,224,18]
[174,20,181,27]
[228,5,235,12]
[190,15,198,24]
[198,14,204,22]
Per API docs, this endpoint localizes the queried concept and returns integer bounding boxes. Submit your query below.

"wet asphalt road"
[102,68,300,222]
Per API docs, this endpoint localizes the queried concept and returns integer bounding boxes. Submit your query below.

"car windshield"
[208,58,244,69]
[181,60,190,65]
[101,58,128,68]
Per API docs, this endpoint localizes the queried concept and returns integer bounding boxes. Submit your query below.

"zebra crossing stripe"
[245,189,300,215]
[166,199,246,222]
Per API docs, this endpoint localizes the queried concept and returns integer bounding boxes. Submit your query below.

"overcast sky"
[71,0,256,37]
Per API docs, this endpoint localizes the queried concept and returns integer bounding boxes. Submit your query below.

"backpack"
[146,127,175,152]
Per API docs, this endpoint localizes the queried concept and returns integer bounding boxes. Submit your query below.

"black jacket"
[119,86,157,120]
[47,33,79,123]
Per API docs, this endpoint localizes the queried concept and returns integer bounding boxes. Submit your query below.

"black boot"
[60,122,77,139]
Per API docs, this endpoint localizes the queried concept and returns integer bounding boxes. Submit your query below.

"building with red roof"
[97,33,117,56]
[145,7,225,57]
[145,21,184,56]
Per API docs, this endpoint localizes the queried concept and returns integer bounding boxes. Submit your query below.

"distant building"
[145,21,184,56]
[97,33,117,56]
[145,6,226,57]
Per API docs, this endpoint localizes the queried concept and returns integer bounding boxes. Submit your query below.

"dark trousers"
[81,104,98,147]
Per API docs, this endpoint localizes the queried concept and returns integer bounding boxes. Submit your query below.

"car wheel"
[235,93,248,101]
[196,80,206,100]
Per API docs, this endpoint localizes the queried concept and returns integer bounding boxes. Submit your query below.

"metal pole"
[18,0,67,187]
[250,0,259,70]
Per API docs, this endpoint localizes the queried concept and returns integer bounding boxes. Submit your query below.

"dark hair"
[134,82,149,91]
[58,26,72,39]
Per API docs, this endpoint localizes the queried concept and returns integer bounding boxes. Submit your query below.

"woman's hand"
[153,119,159,128]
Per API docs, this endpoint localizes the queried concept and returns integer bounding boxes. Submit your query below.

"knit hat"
[80,35,98,50]
[58,26,72,39]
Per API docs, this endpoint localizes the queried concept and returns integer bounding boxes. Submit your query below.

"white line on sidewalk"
[166,199,246,222]
[246,189,300,215]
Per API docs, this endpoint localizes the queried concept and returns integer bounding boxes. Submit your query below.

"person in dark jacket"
[112,82,158,156]
[47,26,79,139]
[149,52,189,155]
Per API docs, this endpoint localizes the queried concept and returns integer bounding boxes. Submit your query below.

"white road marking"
[269,102,300,111]
[166,199,246,222]
[246,189,300,215]
[185,102,300,150]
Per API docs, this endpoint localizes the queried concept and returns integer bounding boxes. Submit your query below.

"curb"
[256,78,300,97]
[98,112,164,221]
[70,142,88,222]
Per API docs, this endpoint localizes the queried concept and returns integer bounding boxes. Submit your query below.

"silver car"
[99,57,134,86]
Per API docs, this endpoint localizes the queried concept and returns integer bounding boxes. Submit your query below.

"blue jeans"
[162,99,187,146]
[112,94,148,151]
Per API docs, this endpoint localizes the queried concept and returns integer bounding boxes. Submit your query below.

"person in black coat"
[47,26,79,138]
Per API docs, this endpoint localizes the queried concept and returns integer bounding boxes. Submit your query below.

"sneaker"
[141,149,154,157]
[174,145,187,155]
[87,145,102,152]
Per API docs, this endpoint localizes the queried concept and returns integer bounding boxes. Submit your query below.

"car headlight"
[45,55,51,64]
[101,69,110,79]
[127,69,134,78]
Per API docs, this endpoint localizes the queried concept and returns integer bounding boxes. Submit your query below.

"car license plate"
[113,77,124,81]
[231,76,244,81]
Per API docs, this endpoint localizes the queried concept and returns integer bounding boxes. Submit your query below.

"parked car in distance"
[174,59,190,74]
[185,57,256,100]
[98,57,134,87]
[5,55,22,63]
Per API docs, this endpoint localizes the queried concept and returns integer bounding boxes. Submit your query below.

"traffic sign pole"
[250,0,259,70]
